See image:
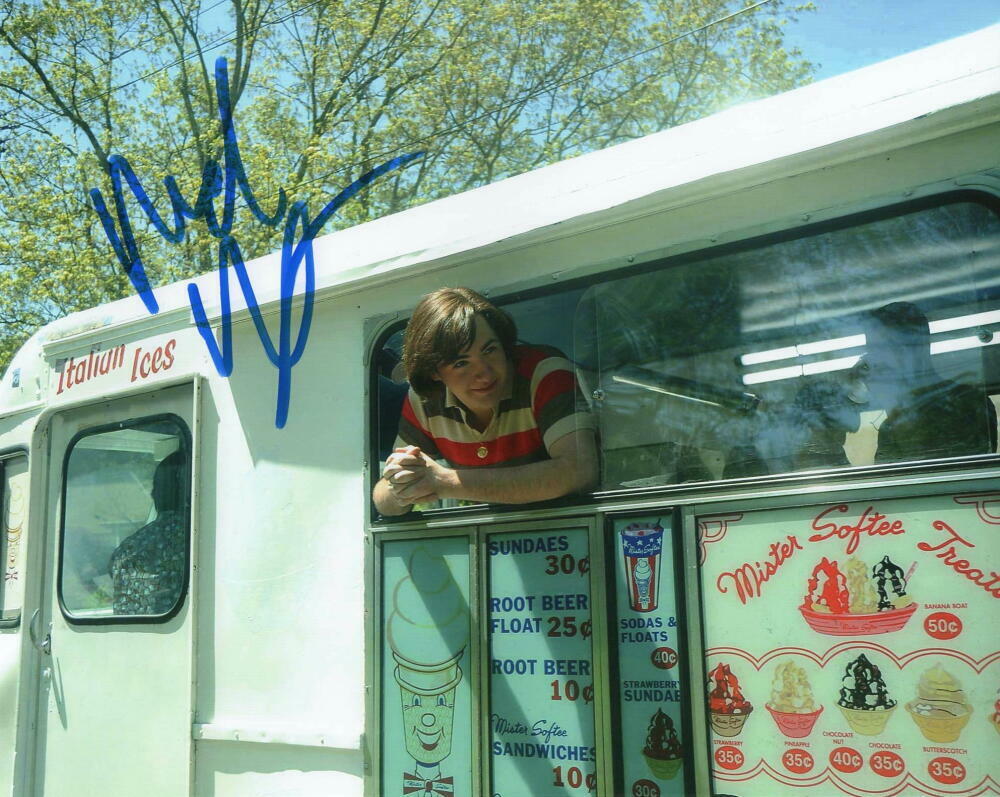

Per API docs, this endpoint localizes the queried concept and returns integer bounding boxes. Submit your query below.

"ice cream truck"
[0,26,999,797]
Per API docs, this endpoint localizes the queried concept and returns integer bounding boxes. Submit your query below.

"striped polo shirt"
[394,345,595,468]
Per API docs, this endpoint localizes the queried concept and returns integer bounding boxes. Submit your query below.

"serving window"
[59,416,191,622]
[371,194,1000,512]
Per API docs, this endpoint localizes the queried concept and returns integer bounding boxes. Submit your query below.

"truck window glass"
[1,454,28,624]
[60,418,190,621]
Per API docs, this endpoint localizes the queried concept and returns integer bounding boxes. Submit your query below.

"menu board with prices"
[611,514,687,797]
[488,527,598,797]
[698,492,1000,797]
[381,538,473,797]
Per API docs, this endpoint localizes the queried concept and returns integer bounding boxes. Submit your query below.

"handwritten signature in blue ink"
[89,56,422,427]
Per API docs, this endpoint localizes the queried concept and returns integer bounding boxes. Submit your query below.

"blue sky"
[783,0,999,80]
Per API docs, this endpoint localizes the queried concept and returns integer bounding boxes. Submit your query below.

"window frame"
[57,412,193,626]
[367,189,1000,522]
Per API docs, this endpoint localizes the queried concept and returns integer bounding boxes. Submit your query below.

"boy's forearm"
[446,455,596,505]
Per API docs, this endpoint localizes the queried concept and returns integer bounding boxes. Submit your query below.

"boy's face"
[434,314,510,421]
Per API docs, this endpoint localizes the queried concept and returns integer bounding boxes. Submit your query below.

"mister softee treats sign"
[698,492,1000,797]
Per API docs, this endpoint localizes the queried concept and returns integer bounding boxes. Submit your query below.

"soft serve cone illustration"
[387,546,470,795]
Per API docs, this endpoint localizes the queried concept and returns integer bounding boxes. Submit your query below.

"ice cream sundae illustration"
[387,546,470,796]
[799,555,916,635]
[837,653,896,735]
[707,663,752,737]
[765,661,823,738]
[992,687,1000,738]
[642,708,683,780]
[621,521,664,612]
[905,665,973,743]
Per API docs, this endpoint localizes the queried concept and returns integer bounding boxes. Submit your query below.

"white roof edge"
[28,23,1000,353]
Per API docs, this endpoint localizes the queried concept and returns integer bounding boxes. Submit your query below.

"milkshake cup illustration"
[707,663,753,737]
[765,660,823,738]
[387,546,470,794]
[837,653,896,735]
[620,521,664,612]
[642,708,683,780]
[905,665,973,743]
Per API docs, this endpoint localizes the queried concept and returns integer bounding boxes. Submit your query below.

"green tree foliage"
[0,0,814,370]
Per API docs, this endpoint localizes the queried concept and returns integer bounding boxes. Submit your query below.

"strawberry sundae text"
[716,535,802,604]
[809,504,906,555]
[917,521,1000,599]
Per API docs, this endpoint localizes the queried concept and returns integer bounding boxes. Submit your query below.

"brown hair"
[402,287,517,397]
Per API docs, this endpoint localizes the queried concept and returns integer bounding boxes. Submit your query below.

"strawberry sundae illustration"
[642,708,683,780]
[765,661,823,738]
[992,687,1000,738]
[837,653,896,735]
[707,663,752,737]
[799,554,916,635]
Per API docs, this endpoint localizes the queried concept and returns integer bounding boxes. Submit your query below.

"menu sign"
[488,528,597,796]
[612,515,686,797]
[698,492,1000,797]
[381,538,472,797]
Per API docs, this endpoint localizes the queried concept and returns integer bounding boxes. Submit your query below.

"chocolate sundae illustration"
[799,555,916,635]
[837,653,896,735]
[620,521,664,612]
[707,663,752,737]
[906,665,973,743]
[642,708,683,780]
[765,660,823,738]
[387,546,470,796]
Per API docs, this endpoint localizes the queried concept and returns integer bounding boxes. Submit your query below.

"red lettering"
[151,348,163,373]
[918,521,1000,599]
[717,535,802,603]
[809,504,905,554]
[163,339,176,370]
[140,351,152,379]
[131,347,141,382]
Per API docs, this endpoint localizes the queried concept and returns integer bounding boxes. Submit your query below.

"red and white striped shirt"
[394,345,594,467]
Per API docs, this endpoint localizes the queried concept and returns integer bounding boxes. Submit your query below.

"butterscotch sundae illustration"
[642,708,683,780]
[837,653,896,735]
[765,661,823,738]
[799,554,916,635]
[387,546,470,796]
[707,663,752,737]
[906,665,973,743]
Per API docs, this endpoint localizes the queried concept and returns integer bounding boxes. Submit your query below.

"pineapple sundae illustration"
[765,661,823,738]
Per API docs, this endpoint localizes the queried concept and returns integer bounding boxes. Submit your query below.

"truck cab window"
[60,418,190,621]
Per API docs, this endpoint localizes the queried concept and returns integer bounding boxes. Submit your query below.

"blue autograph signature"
[89,57,421,427]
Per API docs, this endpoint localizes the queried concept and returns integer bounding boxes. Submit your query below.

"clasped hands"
[382,445,456,506]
